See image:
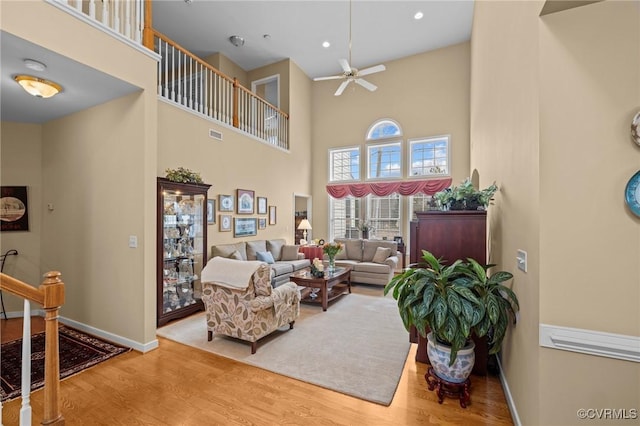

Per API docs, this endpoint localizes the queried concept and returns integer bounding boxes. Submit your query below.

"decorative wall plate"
[632,111,640,147]
[624,170,640,217]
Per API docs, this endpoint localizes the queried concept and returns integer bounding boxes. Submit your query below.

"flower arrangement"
[358,221,373,232]
[322,242,343,258]
[165,167,204,184]
[310,258,324,277]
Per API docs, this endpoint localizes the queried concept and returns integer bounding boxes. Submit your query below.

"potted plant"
[433,178,497,211]
[358,221,373,239]
[384,250,484,383]
[460,258,520,355]
[165,167,204,184]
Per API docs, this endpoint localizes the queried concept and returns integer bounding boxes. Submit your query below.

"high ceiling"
[0,1,474,124]
[152,0,475,79]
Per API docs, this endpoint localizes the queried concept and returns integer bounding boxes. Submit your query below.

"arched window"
[366,119,402,141]
[366,119,402,180]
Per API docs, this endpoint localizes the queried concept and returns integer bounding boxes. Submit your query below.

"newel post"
[142,0,154,50]
[41,271,65,426]
[233,77,239,129]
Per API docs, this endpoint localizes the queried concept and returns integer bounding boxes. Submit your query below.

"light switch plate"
[129,235,138,248]
[517,249,527,272]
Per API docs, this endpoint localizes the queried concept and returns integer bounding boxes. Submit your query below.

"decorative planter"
[426,332,475,383]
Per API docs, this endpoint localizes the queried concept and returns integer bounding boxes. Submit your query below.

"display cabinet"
[157,177,211,326]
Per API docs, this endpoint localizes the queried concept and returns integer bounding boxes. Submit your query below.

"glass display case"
[157,177,211,326]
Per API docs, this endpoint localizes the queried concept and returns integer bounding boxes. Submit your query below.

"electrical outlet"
[129,235,138,248]
[516,249,527,272]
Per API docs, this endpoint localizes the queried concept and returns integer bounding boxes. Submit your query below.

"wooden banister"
[0,271,65,425]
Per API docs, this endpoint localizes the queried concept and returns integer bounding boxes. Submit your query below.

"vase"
[328,256,336,273]
[362,230,369,240]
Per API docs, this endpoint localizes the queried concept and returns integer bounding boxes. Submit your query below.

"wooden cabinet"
[409,211,486,266]
[409,210,488,375]
[157,178,211,327]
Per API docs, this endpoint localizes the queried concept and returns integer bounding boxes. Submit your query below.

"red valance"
[326,178,452,199]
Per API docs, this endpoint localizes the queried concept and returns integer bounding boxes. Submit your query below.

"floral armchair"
[201,262,300,354]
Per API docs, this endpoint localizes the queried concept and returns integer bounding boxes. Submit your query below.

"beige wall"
[538,1,640,424]
[0,122,43,311]
[472,0,639,424]
[204,52,249,88]
[2,0,158,345]
[310,42,471,242]
[247,59,291,115]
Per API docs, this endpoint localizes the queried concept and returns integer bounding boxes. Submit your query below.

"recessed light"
[263,34,271,40]
[414,11,424,20]
[322,41,330,48]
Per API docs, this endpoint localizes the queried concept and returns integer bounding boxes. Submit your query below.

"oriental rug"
[0,325,131,402]
[157,293,411,406]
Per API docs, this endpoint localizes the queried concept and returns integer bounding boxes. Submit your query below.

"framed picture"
[219,214,232,232]
[218,194,234,212]
[1,186,29,232]
[258,218,267,230]
[236,189,255,214]
[207,199,215,224]
[257,197,268,215]
[268,205,277,225]
[234,217,257,237]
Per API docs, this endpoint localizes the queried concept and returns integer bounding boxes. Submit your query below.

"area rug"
[157,293,411,406]
[1,325,131,402]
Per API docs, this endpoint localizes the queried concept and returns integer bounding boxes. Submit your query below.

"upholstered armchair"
[201,257,300,354]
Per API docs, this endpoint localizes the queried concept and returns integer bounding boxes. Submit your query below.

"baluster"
[171,44,175,101]
[89,0,96,19]
[135,0,142,42]
[101,0,108,26]
[20,299,32,426]
[114,0,120,34]
[125,0,131,39]
[74,0,81,11]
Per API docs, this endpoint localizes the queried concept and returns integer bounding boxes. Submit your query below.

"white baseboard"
[539,324,640,363]
[4,309,158,353]
[496,355,522,426]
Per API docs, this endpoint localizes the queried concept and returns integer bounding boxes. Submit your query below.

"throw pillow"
[228,250,243,261]
[256,251,276,264]
[281,245,300,261]
[372,247,392,264]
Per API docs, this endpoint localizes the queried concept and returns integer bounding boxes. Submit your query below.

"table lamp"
[297,219,312,244]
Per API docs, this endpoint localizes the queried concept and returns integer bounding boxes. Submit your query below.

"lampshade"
[297,219,312,230]
[14,75,62,99]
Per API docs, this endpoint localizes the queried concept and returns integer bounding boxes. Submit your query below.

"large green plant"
[433,178,498,211]
[460,258,520,355]
[384,250,484,365]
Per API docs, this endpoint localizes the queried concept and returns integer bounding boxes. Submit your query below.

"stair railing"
[0,271,65,426]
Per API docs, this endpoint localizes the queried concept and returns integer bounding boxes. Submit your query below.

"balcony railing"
[150,29,289,150]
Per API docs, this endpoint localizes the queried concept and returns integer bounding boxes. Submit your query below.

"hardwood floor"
[1,285,514,425]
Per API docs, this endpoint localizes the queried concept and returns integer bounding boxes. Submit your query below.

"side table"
[299,245,324,260]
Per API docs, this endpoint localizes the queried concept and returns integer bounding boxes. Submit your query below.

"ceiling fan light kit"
[313,0,385,96]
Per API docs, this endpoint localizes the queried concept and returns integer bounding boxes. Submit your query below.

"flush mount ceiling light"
[229,35,245,47]
[14,75,63,99]
[414,11,424,20]
[24,59,47,72]
[322,41,331,48]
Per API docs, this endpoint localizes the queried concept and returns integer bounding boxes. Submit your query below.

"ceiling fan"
[313,1,386,96]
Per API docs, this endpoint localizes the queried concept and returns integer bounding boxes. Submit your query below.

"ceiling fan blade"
[358,64,386,77]
[314,75,345,81]
[355,78,377,92]
[334,80,351,96]
[338,59,351,74]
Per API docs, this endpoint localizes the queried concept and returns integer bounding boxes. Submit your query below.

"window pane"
[368,143,401,179]
[410,194,433,220]
[367,120,401,140]
[329,148,360,181]
[410,137,449,176]
[367,194,401,240]
[330,197,361,240]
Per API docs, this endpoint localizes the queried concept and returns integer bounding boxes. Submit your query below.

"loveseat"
[210,238,310,287]
[329,238,399,286]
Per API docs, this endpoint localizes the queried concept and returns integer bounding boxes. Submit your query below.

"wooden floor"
[1,285,514,425]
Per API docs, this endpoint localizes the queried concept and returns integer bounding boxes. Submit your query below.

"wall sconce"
[14,75,62,99]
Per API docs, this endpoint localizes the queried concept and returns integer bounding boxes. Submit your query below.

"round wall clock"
[632,111,640,147]
[624,170,640,217]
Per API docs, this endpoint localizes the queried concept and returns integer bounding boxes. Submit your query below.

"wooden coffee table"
[290,266,351,311]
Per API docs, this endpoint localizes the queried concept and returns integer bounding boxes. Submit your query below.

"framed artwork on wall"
[219,194,234,212]
[236,189,255,214]
[234,217,257,237]
[1,186,29,232]
[207,199,215,224]
[257,197,267,215]
[258,218,267,230]
[219,215,232,232]
[268,205,277,225]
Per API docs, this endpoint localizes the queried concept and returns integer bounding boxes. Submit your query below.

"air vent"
[209,129,223,140]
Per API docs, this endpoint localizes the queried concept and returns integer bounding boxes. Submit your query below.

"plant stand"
[425,367,471,408]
